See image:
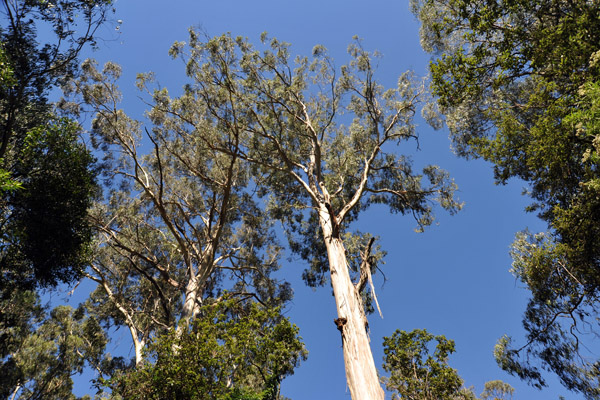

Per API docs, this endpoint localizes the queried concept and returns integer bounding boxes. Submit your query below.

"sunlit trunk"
[319,206,385,400]
[131,327,144,366]
[179,276,201,332]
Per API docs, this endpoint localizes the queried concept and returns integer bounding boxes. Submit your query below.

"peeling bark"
[319,206,385,400]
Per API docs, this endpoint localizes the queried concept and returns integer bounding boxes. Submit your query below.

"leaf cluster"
[382,329,463,400]
[0,297,107,400]
[1,117,97,288]
[382,329,515,400]
[109,299,306,400]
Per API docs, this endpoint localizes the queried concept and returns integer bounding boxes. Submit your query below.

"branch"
[85,266,144,362]
[516,294,586,353]
[354,237,383,318]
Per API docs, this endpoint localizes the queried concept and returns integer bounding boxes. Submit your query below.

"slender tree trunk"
[130,326,144,366]
[319,207,385,400]
[10,384,21,400]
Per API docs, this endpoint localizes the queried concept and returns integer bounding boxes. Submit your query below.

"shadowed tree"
[411,0,600,397]
[0,0,112,159]
[0,0,112,287]
[0,2,111,398]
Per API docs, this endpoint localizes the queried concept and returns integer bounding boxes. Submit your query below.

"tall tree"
[166,32,462,399]
[411,0,600,397]
[64,58,292,370]
[0,2,112,398]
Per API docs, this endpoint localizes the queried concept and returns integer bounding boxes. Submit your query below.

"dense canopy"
[412,0,600,396]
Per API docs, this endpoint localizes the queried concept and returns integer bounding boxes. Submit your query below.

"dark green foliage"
[0,42,15,89]
[1,118,97,288]
[109,300,306,400]
[0,2,110,398]
[0,0,111,289]
[0,0,112,161]
[412,0,600,396]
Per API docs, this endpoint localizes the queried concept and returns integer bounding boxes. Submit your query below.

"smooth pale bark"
[181,277,200,322]
[319,206,385,400]
[87,268,146,365]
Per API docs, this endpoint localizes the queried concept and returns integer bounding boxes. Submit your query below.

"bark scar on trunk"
[324,202,339,238]
[334,317,348,345]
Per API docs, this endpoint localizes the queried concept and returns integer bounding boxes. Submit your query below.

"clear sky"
[64,0,577,398]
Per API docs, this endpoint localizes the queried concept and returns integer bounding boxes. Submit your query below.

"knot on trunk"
[325,202,339,238]
[334,317,347,333]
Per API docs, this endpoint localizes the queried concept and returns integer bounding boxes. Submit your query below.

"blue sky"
[62,0,579,398]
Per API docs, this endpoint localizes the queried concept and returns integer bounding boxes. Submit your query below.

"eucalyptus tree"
[166,32,462,399]
[411,0,600,396]
[68,59,292,367]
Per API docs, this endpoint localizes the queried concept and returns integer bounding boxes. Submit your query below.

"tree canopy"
[5,0,592,397]
[0,0,112,289]
[412,0,600,397]
[0,2,113,398]
[162,31,461,398]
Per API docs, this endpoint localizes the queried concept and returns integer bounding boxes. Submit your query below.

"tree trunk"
[319,207,385,400]
[179,276,201,330]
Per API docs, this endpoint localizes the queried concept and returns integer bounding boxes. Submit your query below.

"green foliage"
[66,58,291,367]
[160,31,461,396]
[0,44,22,195]
[109,300,306,400]
[1,117,97,288]
[383,329,515,400]
[0,297,107,400]
[0,0,111,289]
[0,42,15,89]
[382,329,464,400]
[0,2,110,398]
[0,0,113,160]
[480,380,514,400]
[412,0,600,396]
